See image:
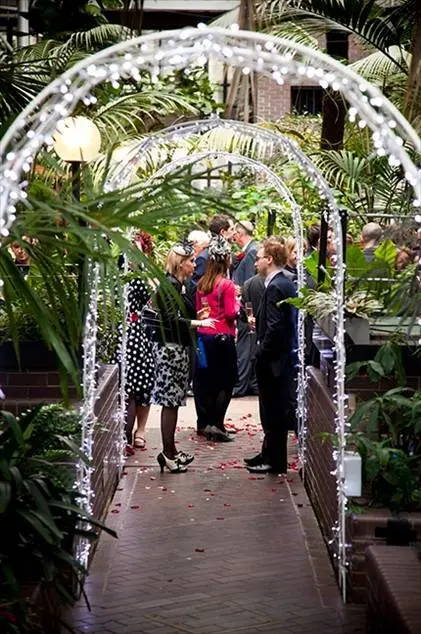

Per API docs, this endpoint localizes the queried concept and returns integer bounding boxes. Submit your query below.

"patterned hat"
[208,235,231,261]
[172,240,194,256]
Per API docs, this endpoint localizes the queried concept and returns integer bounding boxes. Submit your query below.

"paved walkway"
[69,397,365,634]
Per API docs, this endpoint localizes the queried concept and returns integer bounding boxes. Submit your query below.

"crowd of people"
[123,215,298,475]
[122,214,421,475]
[8,214,420,476]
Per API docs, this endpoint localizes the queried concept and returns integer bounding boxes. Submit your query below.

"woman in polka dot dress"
[125,274,155,450]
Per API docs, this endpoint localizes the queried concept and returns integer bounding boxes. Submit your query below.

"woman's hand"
[200,318,217,329]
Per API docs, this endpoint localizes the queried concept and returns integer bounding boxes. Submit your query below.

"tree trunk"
[224,0,257,122]
[320,30,349,151]
[404,7,421,125]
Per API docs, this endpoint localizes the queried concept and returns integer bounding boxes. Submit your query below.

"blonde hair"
[165,249,191,276]
[285,237,297,256]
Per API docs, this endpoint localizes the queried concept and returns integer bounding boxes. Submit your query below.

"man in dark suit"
[233,272,265,397]
[191,214,235,286]
[245,238,297,474]
[232,221,258,286]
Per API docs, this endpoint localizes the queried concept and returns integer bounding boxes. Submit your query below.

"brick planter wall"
[91,364,121,522]
[0,363,120,523]
[347,511,421,603]
[306,365,421,603]
[305,367,337,554]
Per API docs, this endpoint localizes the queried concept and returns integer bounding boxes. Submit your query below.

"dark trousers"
[255,358,294,472]
[233,318,258,396]
[194,334,237,431]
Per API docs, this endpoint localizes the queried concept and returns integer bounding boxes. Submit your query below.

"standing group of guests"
[122,216,298,476]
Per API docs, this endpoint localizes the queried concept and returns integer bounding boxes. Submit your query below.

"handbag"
[196,335,208,369]
[140,302,161,341]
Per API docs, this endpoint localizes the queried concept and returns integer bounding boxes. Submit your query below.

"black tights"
[161,406,178,459]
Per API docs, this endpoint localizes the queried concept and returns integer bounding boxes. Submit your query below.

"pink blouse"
[196,277,240,336]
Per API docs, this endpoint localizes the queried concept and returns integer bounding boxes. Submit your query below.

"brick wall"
[91,364,121,522]
[0,363,121,523]
[256,75,291,120]
[305,367,338,556]
[255,34,369,121]
[1,370,78,414]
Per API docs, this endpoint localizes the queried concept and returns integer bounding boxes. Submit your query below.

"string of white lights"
[0,26,418,602]
[75,261,100,568]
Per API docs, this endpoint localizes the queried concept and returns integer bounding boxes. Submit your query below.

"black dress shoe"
[246,463,277,474]
[243,454,263,466]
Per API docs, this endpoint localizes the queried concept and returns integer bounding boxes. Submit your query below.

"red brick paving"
[68,398,365,634]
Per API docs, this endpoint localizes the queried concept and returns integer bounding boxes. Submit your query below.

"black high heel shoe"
[157,452,188,473]
[175,450,194,466]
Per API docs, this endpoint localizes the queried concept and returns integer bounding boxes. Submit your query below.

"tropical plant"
[0,24,130,132]
[256,0,421,129]
[0,407,117,633]
[1,165,240,386]
[28,0,108,39]
[346,341,421,510]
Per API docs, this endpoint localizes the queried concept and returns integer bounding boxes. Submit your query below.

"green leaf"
[367,360,385,381]
[16,509,63,544]
[373,239,397,270]
[0,481,11,512]
[374,343,396,375]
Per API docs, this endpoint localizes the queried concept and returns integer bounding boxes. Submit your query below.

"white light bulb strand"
[117,253,129,473]
[1,27,420,221]
[75,260,100,568]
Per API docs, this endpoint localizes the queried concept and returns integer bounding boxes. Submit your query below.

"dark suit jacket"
[232,240,258,286]
[255,271,297,377]
[242,273,265,318]
[192,247,209,286]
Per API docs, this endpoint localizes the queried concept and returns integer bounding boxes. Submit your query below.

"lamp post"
[52,116,101,338]
[53,116,101,204]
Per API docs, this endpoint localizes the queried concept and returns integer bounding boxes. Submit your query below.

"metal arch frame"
[0,26,419,603]
[138,150,307,462]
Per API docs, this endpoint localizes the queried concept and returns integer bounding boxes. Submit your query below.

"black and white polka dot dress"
[125,277,155,406]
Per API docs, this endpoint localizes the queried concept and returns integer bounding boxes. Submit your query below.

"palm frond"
[92,88,198,143]
[257,0,409,73]
[350,45,410,84]
[210,6,240,27]
[268,21,322,50]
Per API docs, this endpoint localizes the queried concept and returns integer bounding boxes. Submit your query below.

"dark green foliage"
[348,342,421,511]
[0,407,116,633]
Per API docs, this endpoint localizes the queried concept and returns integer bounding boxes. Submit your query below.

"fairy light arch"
[0,25,419,601]
[131,150,307,461]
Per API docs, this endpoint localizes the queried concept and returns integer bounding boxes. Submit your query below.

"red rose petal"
[248,476,257,480]
[111,509,120,514]
[130,505,140,509]
[122,472,128,476]
[150,477,156,481]
[188,504,194,508]
[216,517,224,520]
[114,503,122,507]
[224,503,231,507]
[195,548,205,552]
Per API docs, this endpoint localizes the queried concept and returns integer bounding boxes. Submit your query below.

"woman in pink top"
[194,236,240,442]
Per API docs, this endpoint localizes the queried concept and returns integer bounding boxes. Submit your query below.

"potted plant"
[0,406,117,633]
